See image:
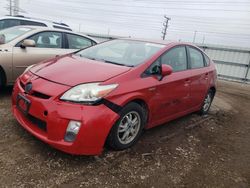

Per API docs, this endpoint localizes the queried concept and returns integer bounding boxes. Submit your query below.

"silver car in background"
[0,26,97,88]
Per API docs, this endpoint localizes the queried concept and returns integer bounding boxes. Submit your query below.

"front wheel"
[107,102,146,150]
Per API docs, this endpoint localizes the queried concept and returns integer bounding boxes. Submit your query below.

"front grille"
[31,91,51,99]
[19,80,51,99]
[26,114,47,132]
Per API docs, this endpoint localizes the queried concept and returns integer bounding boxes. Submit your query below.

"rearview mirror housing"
[21,39,36,48]
[0,34,5,45]
[161,64,173,77]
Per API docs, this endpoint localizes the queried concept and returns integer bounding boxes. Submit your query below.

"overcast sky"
[1,0,250,47]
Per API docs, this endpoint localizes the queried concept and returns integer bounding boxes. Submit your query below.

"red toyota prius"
[12,39,217,155]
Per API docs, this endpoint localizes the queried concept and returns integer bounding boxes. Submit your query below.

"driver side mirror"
[20,39,36,48]
[161,64,173,77]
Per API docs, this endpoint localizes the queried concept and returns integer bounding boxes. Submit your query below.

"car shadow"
[6,107,220,173]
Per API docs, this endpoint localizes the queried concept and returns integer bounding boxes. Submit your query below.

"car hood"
[30,54,132,86]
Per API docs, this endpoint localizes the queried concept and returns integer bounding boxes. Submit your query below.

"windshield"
[0,27,32,44]
[76,39,165,67]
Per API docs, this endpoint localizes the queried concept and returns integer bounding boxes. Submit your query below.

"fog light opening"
[64,120,81,142]
[44,110,48,116]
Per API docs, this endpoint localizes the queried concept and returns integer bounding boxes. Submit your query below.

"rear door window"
[28,31,63,48]
[66,33,93,49]
[188,47,205,69]
[161,46,188,72]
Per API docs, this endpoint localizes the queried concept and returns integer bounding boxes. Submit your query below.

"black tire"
[0,69,6,90]
[0,74,4,90]
[107,102,146,150]
[199,89,214,115]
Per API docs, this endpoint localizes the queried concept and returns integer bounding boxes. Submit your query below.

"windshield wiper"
[78,55,134,67]
[101,60,134,67]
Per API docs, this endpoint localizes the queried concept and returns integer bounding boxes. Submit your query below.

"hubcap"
[203,93,212,112]
[117,111,141,145]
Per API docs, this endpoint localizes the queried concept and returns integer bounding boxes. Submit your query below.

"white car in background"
[0,15,72,31]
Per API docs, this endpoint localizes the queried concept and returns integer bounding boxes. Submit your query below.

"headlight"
[60,83,118,103]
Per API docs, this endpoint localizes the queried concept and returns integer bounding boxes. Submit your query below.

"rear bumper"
[12,78,120,155]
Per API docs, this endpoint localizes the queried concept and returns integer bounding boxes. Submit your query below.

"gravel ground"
[0,80,250,188]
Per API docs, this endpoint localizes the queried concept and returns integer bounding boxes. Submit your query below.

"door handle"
[184,79,191,87]
[148,87,156,91]
[205,72,209,79]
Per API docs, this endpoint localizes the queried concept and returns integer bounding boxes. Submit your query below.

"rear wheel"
[199,90,214,115]
[107,102,146,150]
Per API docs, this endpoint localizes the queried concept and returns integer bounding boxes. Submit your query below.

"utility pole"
[6,0,24,16]
[202,35,205,44]
[193,30,197,43]
[79,24,81,32]
[7,0,13,15]
[162,15,171,40]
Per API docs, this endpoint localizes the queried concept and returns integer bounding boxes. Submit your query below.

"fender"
[0,46,13,85]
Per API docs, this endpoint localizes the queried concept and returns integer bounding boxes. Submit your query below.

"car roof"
[121,37,194,47]
[1,15,71,29]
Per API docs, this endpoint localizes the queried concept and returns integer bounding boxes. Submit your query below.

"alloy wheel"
[117,111,141,145]
[203,92,212,112]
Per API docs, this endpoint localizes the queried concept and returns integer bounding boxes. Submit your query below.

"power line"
[26,5,250,37]
[5,0,25,16]
[193,30,197,42]
[13,0,19,15]
[28,2,250,28]
[33,1,250,13]
[25,3,250,34]
[64,0,250,8]
[28,2,250,22]
[21,1,250,43]
[133,0,250,4]
[6,0,12,15]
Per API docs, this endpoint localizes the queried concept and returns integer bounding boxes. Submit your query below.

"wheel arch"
[122,98,150,125]
[209,86,216,97]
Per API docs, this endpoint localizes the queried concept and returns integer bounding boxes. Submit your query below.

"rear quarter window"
[53,25,72,31]
[66,33,93,49]
[204,54,210,66]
